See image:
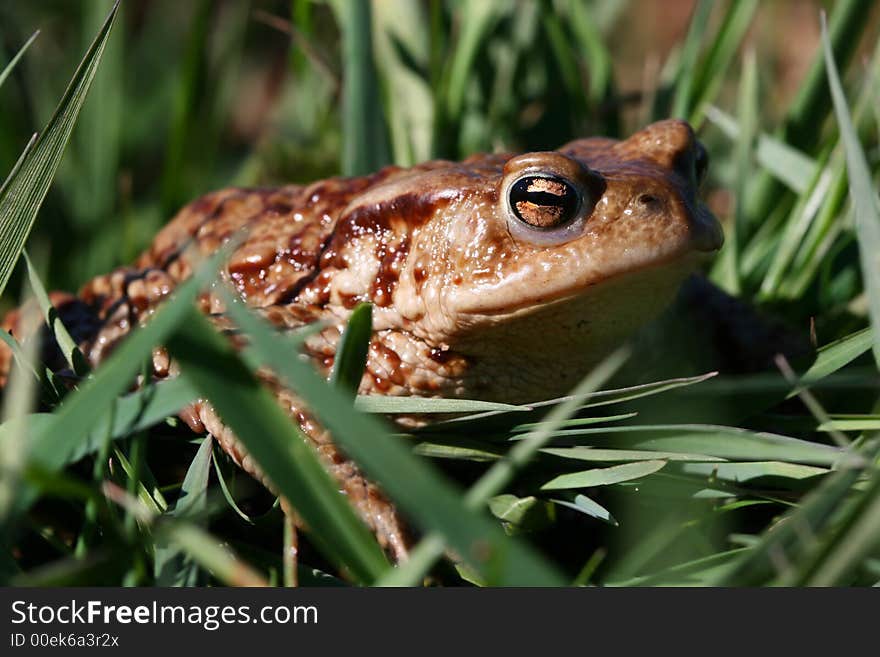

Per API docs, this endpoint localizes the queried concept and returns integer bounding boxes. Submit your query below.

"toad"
[0,119,722,561]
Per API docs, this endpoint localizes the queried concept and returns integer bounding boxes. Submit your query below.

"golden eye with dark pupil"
[509,175,579,229]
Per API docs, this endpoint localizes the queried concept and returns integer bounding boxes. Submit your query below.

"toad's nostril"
[638,193,660,207]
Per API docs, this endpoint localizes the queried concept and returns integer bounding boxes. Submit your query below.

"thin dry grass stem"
[775,354,852,450]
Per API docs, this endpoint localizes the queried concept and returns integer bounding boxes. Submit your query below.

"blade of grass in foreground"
[22,251,89,376]
[822,14,880,368]
[790,328,873,396]
[0,246,221,527]
[0,30,39,91]
[165,307,389,585]
[101,482,267,587]
[0,290,43,524]
[154,435,213,586]
[0,376,200,473]
[378,349,629,586]
[221,289,565,585]
[330,303,371,397]
[430,372,717,428]
[712,441,875,586]
[540,460,667,491]
[523,424,843,466]
[0,1,120,299]
[798,463,880,585]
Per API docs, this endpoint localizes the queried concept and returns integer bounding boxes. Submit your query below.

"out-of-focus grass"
[0,0,879,586]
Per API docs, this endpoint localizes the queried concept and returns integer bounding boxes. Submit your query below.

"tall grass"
[0,0,878,586]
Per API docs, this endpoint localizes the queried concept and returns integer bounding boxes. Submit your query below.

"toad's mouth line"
[454,248,713,319]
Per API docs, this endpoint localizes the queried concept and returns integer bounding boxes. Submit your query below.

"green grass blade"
[567,0,617,132]
[0,133,37,201]
[513,412,638,432]
[439,372,716,426]
[758,165,835,298]
[540,459,667,491]
[330,302,371,397]
[68,0,123,236]
[705,106,819,194]
[687,0,757,127]
[466,349,630,503]
[371,0,433,165]
[0,1,119,299]
[608,549,747,587]
[165,307,389,584]
[668,0,713,120]
[157,522,267,587]
[102,481,267,586]
[792,328,873,395]
[442,0,505,122]
[155,434,213,585]
[59,377,197,466]
[22,251,89,376]
[0,30,39,91]
[712,49,756,294]
[782,162,849,298]
[159,0,211,215]
[541,447,723,463]
[488,494,553,531]
[822,15,880,368]
[0,376,198,480]
[532,424,843,466]
[0,327,39,386]
[553,494,617,527]
[540,3,585,118]
[330,0,391,175]
[0,246,220,525]
[378,349,628,586]
[171,435,213,519]
[112,446,167,514]
[744,0,871,225]
[712,442,876,586]
[785,0,868,151]
[211,443,256,524]
[801,470,880,585]
[672,461,829,486]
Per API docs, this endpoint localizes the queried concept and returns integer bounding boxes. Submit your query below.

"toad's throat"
[451,257,698,366]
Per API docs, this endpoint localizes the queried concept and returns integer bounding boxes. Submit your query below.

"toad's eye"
[509,175,580,229]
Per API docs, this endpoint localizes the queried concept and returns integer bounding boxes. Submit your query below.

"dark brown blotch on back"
[333,191,455,245]
[326,190,455,306]
[371,238,410,307]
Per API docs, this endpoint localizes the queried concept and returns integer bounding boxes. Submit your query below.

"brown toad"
[0,119,722,561]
